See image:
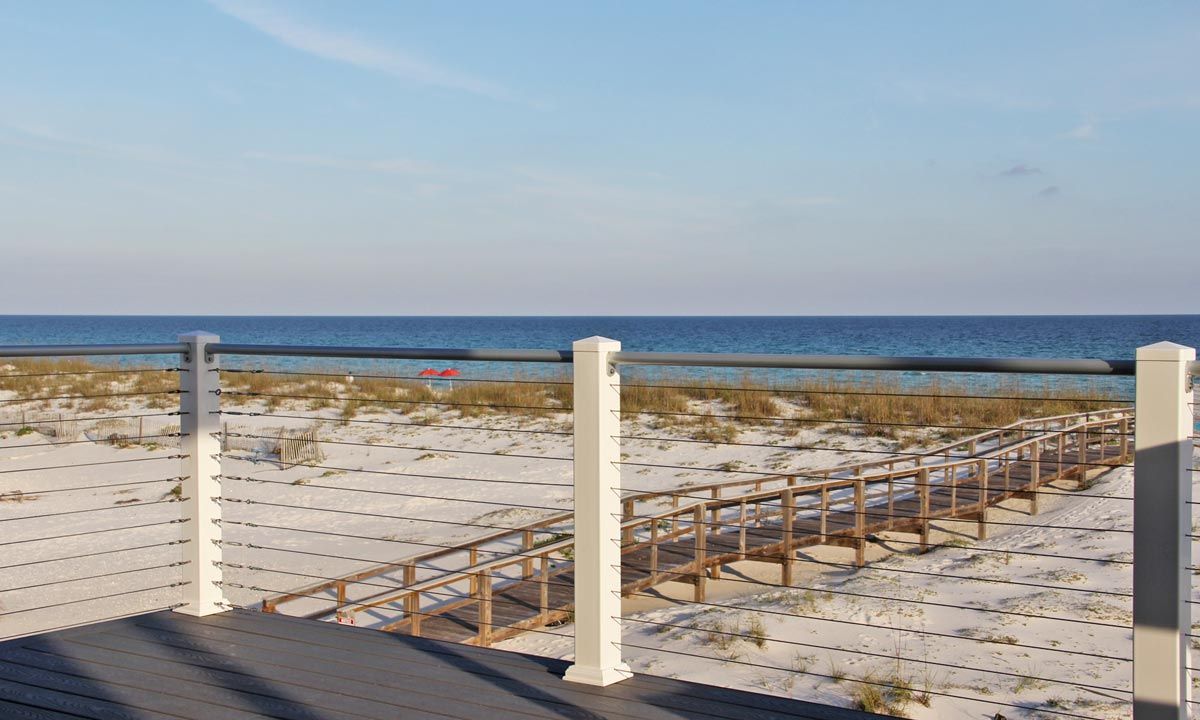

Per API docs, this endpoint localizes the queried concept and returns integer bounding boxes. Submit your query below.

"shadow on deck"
[0,609,891,719]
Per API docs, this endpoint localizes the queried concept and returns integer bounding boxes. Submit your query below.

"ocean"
[2,315,1197,358]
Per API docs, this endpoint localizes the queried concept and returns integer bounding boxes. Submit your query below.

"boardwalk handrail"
[316,411,1131,647]
[264,408,1133,633]
[260,406,1124,615]
[622,406,1133,504]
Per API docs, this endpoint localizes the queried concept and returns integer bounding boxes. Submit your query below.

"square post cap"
[1136,342,1195,362]
[573,336,620,352]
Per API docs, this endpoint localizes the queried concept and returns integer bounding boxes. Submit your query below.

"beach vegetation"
[827,655,848,683]
[0,359,1122,456]
[850,671,915,717]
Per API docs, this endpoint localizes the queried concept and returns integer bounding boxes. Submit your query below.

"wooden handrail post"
[853,480,865,568]
[917,468,930,553]
[621,500,634,546]
[1120,416,1130,461]
[407,591,422,637]
[738,501,747,555]
[886,476,895,530]
[949,465,957,513]
[402,566,419,634]
[539,555,550,624]
[977,459,989,540]
[781,488,794,586]
[478,570,493,647]
[1077,427,1088,485]
[705,487,715,542]
[709,487,721,574]
[1133,342,1195,719]
[1030,440,1041,516]
[649,519,660,583]
[1057,431,1065,480]
[820,486,829,540]
[175,332,228,617]
[522,530,534,579]
[564,336,630,686]
[693,504,707,602]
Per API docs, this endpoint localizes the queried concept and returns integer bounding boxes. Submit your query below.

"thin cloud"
[0,121,187,166]
[998,164,1042,177]
[778,195,840,208]
[208,0,513,102]
[1065,119,1098,140]
[244,151,442,177]
[1036,185,1061,198]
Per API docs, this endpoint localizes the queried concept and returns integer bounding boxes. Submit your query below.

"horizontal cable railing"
[0,344,192,640]
[0,335,1194,720]
[210,347,576,650]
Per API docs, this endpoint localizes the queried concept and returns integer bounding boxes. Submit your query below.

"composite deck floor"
[0,609,889,720]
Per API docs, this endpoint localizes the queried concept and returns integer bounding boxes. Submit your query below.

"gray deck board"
[0,610,892,720]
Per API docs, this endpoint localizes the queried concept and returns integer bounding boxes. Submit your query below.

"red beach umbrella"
[439,368,460,389]
[418,367,439,389]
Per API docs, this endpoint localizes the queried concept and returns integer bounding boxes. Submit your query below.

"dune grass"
[0,358,1122,442]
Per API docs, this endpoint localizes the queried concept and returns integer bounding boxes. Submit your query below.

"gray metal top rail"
[206,343,572,364]
[0,343,189,358]
[198,342,1138,376]
[0,341,1177,376]
[610,351,1136,376]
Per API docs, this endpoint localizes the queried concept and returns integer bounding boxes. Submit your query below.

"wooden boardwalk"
[262,409,1132,647]
[0,609,890,719]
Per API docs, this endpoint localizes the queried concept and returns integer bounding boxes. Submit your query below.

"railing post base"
[563,666,634,687]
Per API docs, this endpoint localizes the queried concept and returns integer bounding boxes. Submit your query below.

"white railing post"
[1133,341,1195,719]
[564,336,631,686]
[175,332,228,616]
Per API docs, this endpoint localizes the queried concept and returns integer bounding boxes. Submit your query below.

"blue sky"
[0,1,1196,315]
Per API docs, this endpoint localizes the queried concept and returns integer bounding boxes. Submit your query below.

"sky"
[0,1,1196,315]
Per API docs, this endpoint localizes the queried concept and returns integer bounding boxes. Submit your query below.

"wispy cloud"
[0,121,185,166]
[243,150,440,176]
[776,195,840,208]
[998,163,1042,177]
[207,0,513,102]
[1065,117,1098,140]
[1036,185,1061,198]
